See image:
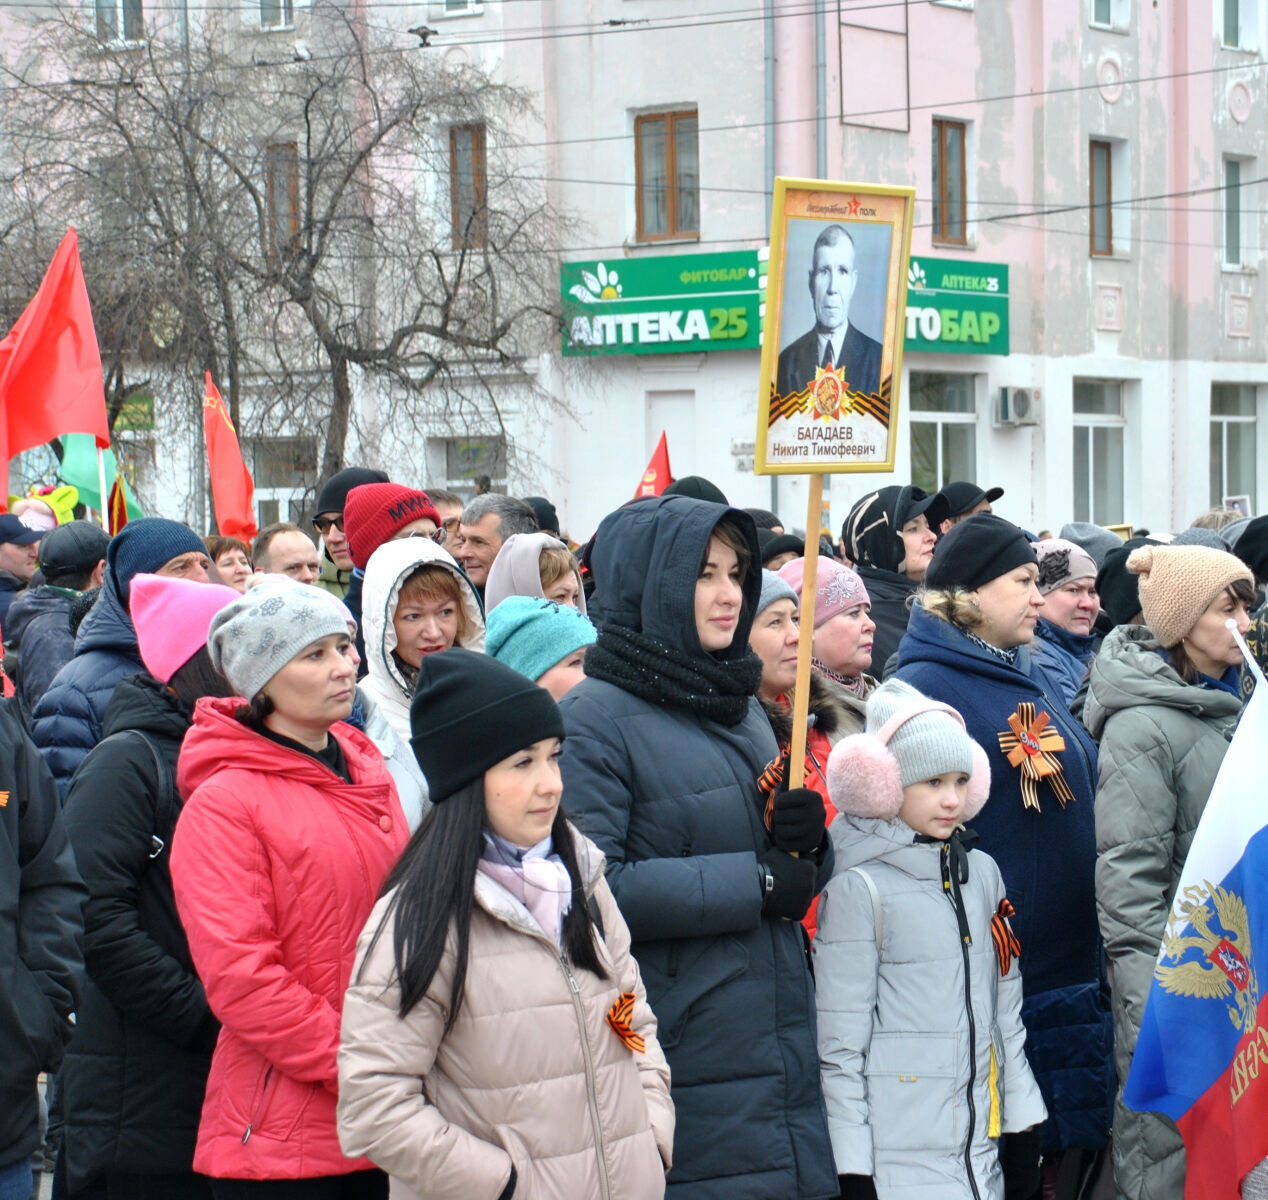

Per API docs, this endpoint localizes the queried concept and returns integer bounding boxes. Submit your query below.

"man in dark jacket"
[0,696,86,1200]
[31,519,211,797]
[0,514,44,625]
[840,485,948,670]
[5,521,109,716]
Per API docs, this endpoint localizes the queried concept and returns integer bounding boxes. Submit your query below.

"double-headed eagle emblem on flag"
[1156,881,1258,1035]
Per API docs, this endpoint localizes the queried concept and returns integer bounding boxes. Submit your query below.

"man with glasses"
[311,467,389,600]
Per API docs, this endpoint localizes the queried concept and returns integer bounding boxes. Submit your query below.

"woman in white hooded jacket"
[360,537,486,744]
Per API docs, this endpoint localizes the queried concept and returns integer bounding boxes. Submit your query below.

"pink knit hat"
[778,557,871,628]
[129,573,241,683]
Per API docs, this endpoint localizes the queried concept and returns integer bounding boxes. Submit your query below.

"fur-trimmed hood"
[760,670,868,747]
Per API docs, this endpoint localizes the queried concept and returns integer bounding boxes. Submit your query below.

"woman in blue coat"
[559,495,837,1200]
[893,514,1113,1191]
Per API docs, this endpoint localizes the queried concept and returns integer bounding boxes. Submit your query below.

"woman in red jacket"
[170,578,407,1199]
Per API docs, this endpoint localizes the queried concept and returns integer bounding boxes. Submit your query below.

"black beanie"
[315,467,389,516]
[663,475,728,505]
[925,513,1037,592]
[409,648,566,802]
[1234,516,1268,584]
[1097,537,1160,626]
[522,496,560,535]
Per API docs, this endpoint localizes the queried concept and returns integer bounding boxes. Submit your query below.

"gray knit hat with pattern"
[865,678,975,788]
[207,576,349,699]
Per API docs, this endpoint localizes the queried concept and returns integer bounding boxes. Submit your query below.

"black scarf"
[584,623,763,726]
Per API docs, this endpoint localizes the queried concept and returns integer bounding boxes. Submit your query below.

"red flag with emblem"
[203,371,257,541]
[633,431,673,500]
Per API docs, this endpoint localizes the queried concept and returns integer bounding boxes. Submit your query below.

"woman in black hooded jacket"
[559,495,837,1200]
[60,575,240,1199]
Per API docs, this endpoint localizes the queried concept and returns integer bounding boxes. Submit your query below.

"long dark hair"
[169,646,237,710]
[364,781,607,1029]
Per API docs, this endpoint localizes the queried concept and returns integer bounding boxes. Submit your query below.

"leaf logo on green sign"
[569,262,623,304]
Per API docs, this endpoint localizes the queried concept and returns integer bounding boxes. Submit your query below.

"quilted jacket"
[31,572,143,797]
[1083,624,1243,1200]
[338,828,673,1200]
[815,815,1047,1198]
[895,602,1113,1153]
[170,697,408,1180]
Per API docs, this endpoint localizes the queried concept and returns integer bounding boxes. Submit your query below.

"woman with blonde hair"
[483,531,587,613]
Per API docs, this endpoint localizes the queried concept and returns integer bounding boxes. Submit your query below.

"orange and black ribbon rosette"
[997,703,1075,812]
[606,992,646,1054]
[990,898,1022,977]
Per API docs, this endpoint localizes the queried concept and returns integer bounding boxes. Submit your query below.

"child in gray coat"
[814,678,1046,1200]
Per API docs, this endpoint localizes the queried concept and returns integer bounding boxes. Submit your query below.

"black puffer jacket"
[60,675,218,1190]
[0,698,86,1170]
[559,496,837,1200]
[4,584,75,715]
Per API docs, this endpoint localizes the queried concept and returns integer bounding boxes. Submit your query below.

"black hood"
[101,673,191,743]
[589,494,761,662]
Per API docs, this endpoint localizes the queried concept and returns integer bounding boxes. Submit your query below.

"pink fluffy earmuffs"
[825,700,992,822]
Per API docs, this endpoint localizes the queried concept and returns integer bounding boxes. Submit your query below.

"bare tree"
[0,1,563,493]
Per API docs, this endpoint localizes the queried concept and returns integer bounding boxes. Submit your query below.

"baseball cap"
[936,481,1004,521]
[0,514,43,547]
[38,520,110,581]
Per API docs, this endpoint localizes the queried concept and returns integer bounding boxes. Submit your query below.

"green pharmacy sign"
[904,257,1009,356]
[561,251,764,357]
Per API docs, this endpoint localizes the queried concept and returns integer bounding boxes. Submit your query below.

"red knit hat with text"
[344,483,442,570]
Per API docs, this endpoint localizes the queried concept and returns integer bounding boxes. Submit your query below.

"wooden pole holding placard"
[787,474,823,790]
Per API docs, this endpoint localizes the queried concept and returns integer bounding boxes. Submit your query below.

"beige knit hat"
[1126,544,1254,648]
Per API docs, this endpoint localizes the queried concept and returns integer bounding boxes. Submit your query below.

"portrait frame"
[756,178,916,476]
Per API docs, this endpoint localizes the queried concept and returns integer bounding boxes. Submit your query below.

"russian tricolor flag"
[1125,679,1268,1198]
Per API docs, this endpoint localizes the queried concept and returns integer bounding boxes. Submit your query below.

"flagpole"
[1229,618,1266,690]
[96,446,109,533]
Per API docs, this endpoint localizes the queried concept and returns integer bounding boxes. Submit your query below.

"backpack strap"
[846,866,883,948]
[109,729,178,859]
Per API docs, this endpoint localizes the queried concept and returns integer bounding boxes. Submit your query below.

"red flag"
[108,474,130,536]
[203,372,257,541]
[0,228,110,500]
[634,431,674,499]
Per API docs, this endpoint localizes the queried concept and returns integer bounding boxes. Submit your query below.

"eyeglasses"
[398,529,446,545]
[312,516,344,534]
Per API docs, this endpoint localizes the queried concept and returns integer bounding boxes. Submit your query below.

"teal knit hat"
[486,595,597,682]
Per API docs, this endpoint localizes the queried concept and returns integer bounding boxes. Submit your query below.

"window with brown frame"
[449,123,487,248]
[1090,139,1113,256]
[932,118,967,245]
[265,141,300,252]
[635,110,699,242]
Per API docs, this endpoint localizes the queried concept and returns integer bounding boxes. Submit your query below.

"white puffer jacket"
[337,828,674,1200]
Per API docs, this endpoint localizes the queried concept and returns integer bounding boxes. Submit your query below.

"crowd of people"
[3,465,1266,1200]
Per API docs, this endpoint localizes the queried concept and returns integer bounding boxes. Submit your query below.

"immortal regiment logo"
[1156,881,1259,1042]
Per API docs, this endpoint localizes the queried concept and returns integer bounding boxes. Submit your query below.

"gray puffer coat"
[815,815,1046,1199]
[1083,624,1244,1200]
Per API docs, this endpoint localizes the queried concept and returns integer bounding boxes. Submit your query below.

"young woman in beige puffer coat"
[337,649,674,1200]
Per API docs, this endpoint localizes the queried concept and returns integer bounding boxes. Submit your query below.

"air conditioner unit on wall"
[996,387,1042,427]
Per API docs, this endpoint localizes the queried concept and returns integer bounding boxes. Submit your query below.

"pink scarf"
[477,833,573,950]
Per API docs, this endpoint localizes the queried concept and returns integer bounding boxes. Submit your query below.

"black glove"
[1000,1127,1043,1200]
[838,1175,877,1200]
[759,848,817,921]
[769,786,827,853]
